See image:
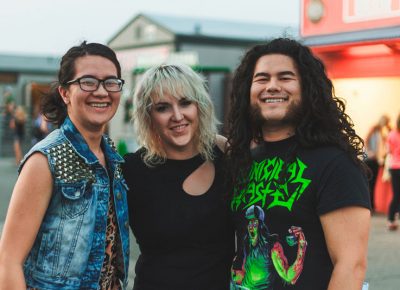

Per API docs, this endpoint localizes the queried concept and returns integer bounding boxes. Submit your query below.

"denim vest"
[20,117,130,290]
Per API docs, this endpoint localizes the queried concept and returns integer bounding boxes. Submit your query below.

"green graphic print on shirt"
[231,157,311,290]
[231,157,311,212]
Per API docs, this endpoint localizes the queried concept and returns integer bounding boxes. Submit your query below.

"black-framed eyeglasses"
[65,76,125,92]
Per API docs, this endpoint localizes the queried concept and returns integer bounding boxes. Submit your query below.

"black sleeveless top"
[122,146,234,290]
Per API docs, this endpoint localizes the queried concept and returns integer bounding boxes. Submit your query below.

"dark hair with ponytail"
[41,41,121,126]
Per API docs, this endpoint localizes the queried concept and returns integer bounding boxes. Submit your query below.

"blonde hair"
[133,63,219,166]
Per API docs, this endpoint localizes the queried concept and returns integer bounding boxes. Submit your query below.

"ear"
[58,86,70,105]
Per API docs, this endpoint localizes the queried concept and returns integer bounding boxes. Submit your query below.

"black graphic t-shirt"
[123,146,235,290]
[230,136,370,290]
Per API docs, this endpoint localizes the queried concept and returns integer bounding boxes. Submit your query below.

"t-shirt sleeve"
[316,152,371,215]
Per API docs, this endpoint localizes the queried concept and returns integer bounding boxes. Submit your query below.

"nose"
[171,105,183,121]
[265,78,281,92]
[93,82,109,96]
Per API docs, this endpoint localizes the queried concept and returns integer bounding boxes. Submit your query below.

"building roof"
[109,12,298,44]
[0,54,60,73]
[302,25,400,47]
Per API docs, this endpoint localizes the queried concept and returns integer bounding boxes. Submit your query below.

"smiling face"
[59,55,121,134]
[250,54,302,140]
[150,93,199,159]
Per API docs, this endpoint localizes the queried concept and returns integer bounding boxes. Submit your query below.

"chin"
[173,136,193,146]
[88,120,109,130]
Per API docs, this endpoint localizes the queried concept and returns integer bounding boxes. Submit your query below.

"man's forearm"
[327,260,367,290]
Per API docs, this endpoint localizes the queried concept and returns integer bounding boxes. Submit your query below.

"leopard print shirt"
[98,186,124,290]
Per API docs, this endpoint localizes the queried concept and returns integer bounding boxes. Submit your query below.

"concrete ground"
[1,157,399,289]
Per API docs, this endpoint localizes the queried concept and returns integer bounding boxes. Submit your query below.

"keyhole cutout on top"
[182,160,215,196]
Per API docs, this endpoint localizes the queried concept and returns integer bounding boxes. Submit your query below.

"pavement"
[1,157,400,289]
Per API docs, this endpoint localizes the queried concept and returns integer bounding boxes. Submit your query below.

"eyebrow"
[153,101,170,105]
[76,74,118,79]
[253,71,296,78]
[153,96,188,104]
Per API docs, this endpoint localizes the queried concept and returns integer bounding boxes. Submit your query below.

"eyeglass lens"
[79,77,123,92]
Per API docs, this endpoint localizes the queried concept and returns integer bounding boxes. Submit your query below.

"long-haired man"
[227,38,371,290]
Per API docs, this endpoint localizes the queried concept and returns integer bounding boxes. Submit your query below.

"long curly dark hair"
[225,38,367,187]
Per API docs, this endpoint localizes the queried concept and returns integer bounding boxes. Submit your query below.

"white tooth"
[264,98,285,103]
[90,103,108,108]
[174,125,186,130]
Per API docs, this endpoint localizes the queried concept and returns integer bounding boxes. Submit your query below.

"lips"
[170,124,188,133]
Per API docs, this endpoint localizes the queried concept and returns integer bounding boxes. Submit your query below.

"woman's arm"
[0,153,53,289]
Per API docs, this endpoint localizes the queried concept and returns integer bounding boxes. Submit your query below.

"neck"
[85,132,106,167]
[262,125,295,142]
[163,145,199,160]
[72,121,106,166]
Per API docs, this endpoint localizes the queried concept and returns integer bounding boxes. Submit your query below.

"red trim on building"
[302,0,400,37]
[301,0,400,79]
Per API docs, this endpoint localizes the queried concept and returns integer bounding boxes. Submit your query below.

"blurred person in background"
[2,90,16,144]
[365,115,391,211]
[386,113,400,231]
[31,110,54,145]
[122,63,234,290]
[0,41,129,289]
[2,86,15,116]
[9,105,27,165]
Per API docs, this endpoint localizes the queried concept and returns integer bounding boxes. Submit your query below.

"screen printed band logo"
[231,157,311,211]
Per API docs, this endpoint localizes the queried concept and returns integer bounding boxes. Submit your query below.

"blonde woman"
[122,64,234,289]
